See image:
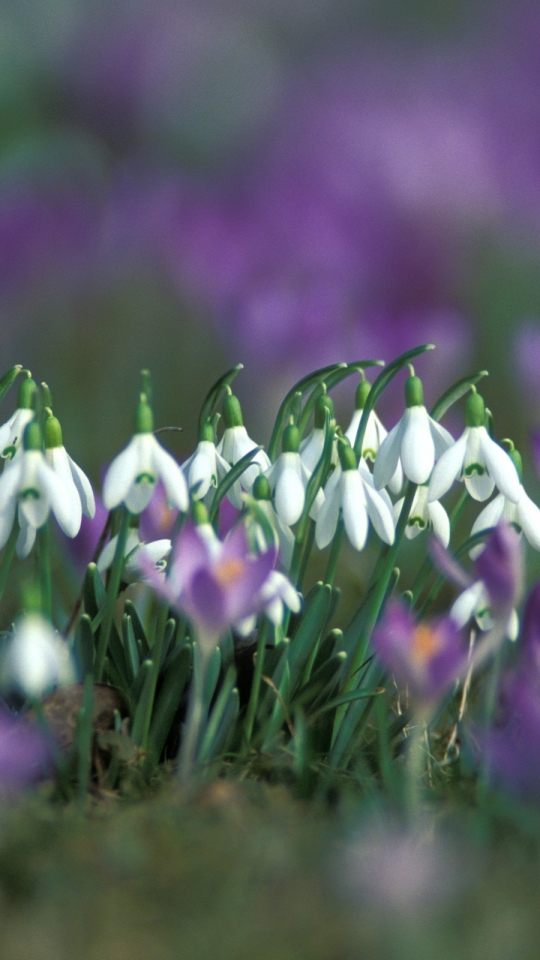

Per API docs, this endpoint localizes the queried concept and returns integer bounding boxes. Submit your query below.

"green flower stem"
[94,508,130,682]
[0,521,19,609]
[138,601,170,753]
[243,620,270,746]
[37,523,52,622]
[406,709,428,818]
[296,519,315,593]
[178,640,210,785]
[332,482,417,745]
[324,518,344,587]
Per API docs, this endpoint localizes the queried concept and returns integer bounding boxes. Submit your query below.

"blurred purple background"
[2,0,540,472]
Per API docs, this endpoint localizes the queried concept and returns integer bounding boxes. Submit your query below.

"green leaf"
[209,447,262,524]
[0,365,22,405]
[122,614,140,683]
[75,614,94,678]
[197,667,237,763]
[147,644,192,761]
[353,343,435,457]
[430,370,489,422]
[197,363,244,436]
[297,360,384,436]
[124,599,150,660]
[267,363,346,460]
[311,686,383,719]
[288,582,333,691]
[131,660,155,745]
[292,651,347,711]
[83,562,105,620]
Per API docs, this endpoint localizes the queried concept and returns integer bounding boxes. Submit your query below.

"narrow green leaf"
[122,614,140,683]
[311,686,383,719]
[0,365,22,405]
[288,583,333,690]
[430,369,489,422]
[297,360,384,436]
[197,363,244,435]
[147,644,192,761]
[124,599,150,659]
[76,614,95,678]
[268,363,345,460]
[131,659,155,745]
[292,652,347,711]
[209,447,262,523]
[197,667,237,763]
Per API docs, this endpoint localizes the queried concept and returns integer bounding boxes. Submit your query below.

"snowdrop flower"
[235,571,302,636]
[299,395,337,475]
[217,393,271,508]
[450,580,519,641]
[266,422,324,526]
[182,420,229,501]
[103,396,189,515]
[249,474,295,569]
[2,612,75,697]
[98,526,171,584]
[345,378,403,494]
[0,421,81,559]
[428,390,521,504]
[373,372,453,490]
[316,442,395,551]
[468,446,540,555]
[0,374,36,460]
[44,413,95,523]
[394,484,450,546]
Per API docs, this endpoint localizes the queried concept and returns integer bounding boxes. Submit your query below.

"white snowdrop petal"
[506,609,519,642]
[37,458,81,537]
[388,459,404,495]
[152,441,189,511]
[342,472,369,551]
[315,487,340,549]
[464,470,495,502]
[450,581,485,629]
[471,495,505,538]
[275,456,305,526]
[300,429,325,474]
[400,406,435,485]
[188,444,215,499]
[234,616,257,637]
[427,501,450,547]
[0,496,16,551]
[344,410,362,448]
[125,479,156,514]
[517,490,540,551]
[364,481,395,545]
[103,438,140,510]
[480,431,521,504]
[428,430,468,502]
[15,516,36,560]
[429,419,454,458]
[68,455,96,518]
[0,411,16,453]
[0,457,23,511]
[373,418,404,490]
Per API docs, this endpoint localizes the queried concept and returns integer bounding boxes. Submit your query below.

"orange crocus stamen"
[411,623,441,666]
[215,558,245,587]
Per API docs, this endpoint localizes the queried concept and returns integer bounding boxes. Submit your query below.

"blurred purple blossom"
[372,600,467,705]
[475,522,523,612]
[0,713,51,790]
[480,673,540,801]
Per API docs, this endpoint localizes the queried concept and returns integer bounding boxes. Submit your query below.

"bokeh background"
[2,0,540,482]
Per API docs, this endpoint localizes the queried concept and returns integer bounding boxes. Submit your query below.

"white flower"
[235,571,301,636]
[394,485,450,546]
[98,529,172,584]
[266,424,324,526]
[249,478,295,569]
[2,613,75,697]
[216,393,271,508]
[44,415,95,535]
[469,488,540,558]
[344,389,403,494]
[373,375,453,490]
[0,408,34,459]
[299,395,338,476]
[428,391,521,505]
[103,405,189,515]
[316,448,395,551]
[0,425,81,559]
[450,580,519,641]
[182,423,230,501]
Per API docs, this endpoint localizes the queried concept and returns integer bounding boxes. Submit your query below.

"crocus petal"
[169,523,214,595]
[373,418,405,490]
[187,568,227,637]
[480,431,521,504]
[364,480,395,545]
[68,455,96,518]
[152,441,189,511]
[475,522,523,611]
[517,490,540,551]
[103,438,140,510]
[224,549,277,624]
[428,430,468,502]
[427,501,450,547]
[400,406,435,485]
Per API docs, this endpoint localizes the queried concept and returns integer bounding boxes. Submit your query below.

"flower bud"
[43,415,63,450]
[135,397,154,434]
[223,394,243,429]
[314,395,334,429]
[404,375,424,408]
[466,391,485,428]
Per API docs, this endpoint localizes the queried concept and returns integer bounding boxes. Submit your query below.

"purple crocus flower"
[0,713,51,790]
[141,522,277,650]
[372,600,467,706]
[479,673,540,801]
[475,522,523,613]
[519,580,540,677]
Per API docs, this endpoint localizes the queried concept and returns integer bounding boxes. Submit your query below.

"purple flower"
[479,674,540,800]
[0,713,51,790]
[372,600,467,705]
[475,522,523,613]
[514,579,540,678]
[141,522,277,649]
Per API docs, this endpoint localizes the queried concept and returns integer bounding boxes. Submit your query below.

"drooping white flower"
[235,570,302,636]
[316,443,395,551]
[2,613,75,697]
[373,373,453,490]
[394,484,450,546]
[249,474,295,570]
[450,580,519,641]
[344,378,403,494]
[44,413,95,525]
[428,391,521,505]
[216,393,271,508]
[0,374,36,460]
[182,421,230,501]
[98,528,172,584]
[299,395,338,475]
[103,398,188,515]
[468,447,540,557]
[0,421,81,559]
[266,423,324,526]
